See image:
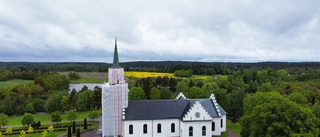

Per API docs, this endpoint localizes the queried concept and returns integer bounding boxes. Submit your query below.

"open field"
[58,72,108,79]
[0,79,34,89]
[7,110,101,126]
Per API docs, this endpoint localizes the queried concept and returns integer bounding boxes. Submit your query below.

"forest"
[1,61,320,136]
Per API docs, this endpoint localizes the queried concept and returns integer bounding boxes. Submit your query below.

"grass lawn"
[0,79,34,89]
[221,132,229,137]
[7,110,102,126]
[226,121,241,136]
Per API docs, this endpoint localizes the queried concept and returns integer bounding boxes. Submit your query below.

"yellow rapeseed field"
[125,71,176,78]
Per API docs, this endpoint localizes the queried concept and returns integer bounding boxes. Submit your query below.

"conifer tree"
[68,127,71,137]
[76,129,80,137]
[84,118,87,130]
[73,121,76,133]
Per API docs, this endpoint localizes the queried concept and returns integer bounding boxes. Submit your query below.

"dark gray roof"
[125,98,226,120]
[189,99,227,118]
[125,100,189,120]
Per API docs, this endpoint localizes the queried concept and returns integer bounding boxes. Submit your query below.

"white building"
[123,93,227,137]
[102,38,227,137]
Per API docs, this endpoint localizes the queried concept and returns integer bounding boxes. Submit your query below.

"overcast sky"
[0,0,319,63]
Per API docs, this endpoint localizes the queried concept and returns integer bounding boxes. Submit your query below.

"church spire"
[112,37,119,68]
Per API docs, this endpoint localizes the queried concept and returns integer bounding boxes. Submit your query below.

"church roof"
[189,99,227,118]
[125,100,189,120]
[125,98,226,120]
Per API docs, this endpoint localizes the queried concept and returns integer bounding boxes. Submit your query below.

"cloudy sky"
[0,0,319,63]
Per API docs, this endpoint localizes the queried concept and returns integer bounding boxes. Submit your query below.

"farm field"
[7,110,101,126]
[0,79,34,89]
[124,71,176,79]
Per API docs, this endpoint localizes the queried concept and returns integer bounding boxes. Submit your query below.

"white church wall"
[123,119,180,137]
[211,115,227,136]
[180,121,212,137]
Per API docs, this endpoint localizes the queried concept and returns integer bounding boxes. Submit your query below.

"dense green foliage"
[241,92,319,136]
[21,113,34,126]
[128,87,145,100]
[51,111,62,123]
[174,69,192,77]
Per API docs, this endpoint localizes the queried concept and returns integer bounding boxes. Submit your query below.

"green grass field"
[70,77,107,84]
[7,110,101,126]
[226,121,241,136]
[0,79,34,89]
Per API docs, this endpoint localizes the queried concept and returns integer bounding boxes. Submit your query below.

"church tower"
[102,37,129,137]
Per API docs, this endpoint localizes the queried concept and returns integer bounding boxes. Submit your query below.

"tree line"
[129,67,320,136]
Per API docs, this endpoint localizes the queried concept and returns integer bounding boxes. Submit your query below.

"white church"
[102,38,227,137]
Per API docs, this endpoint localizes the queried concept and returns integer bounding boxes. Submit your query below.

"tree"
[51,111,62,124]
[128,87,145,100]
[27,126,34,136]
[67,111,77,122]
[60,96,71,113]
[45,95,61,113]
[288,92,308,104]
[19,130,26,137]
[149,87,160,99]
[76,90,95,110]
[176,81,188,93]
[21,113,34,126]
[33,98,45,112]
[94,86,102,109]
[227,88,247,123]
[68,72,80,80]
[73,121,76,133]
[240,92,320,137]
[68,127,72,137]
[88,111,100,121]
[76,128,80,137]
[187,87,206,98]
[84,118,87,130]
[210,89,228,110]
[3,95,14,115]
[0,113,8,128]
[42,130,47,137]
[6,127,12,135]
[160,87,171,99]
[48,125,54,136]
[25,103,34,113]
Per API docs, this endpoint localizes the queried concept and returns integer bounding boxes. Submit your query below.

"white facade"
[123,116,226,137]
[123,96,227,137]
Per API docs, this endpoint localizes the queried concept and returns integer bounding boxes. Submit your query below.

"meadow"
[0,79,34,89]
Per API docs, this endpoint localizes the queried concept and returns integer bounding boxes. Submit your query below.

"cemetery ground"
[0,110,101,137]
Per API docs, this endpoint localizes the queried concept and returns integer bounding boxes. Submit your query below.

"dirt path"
[227,128,240,137]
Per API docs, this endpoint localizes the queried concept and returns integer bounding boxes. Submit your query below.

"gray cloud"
[0,0,320,62]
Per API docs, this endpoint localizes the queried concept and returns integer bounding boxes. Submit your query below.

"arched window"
[202,126,206,136]
[221,119,223,128]
[212,122,215,131]
[157,123,161,133]
[189,126,193,136]
[129,125,133,134]
[171,123,175,133]
[143,124,147,134]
